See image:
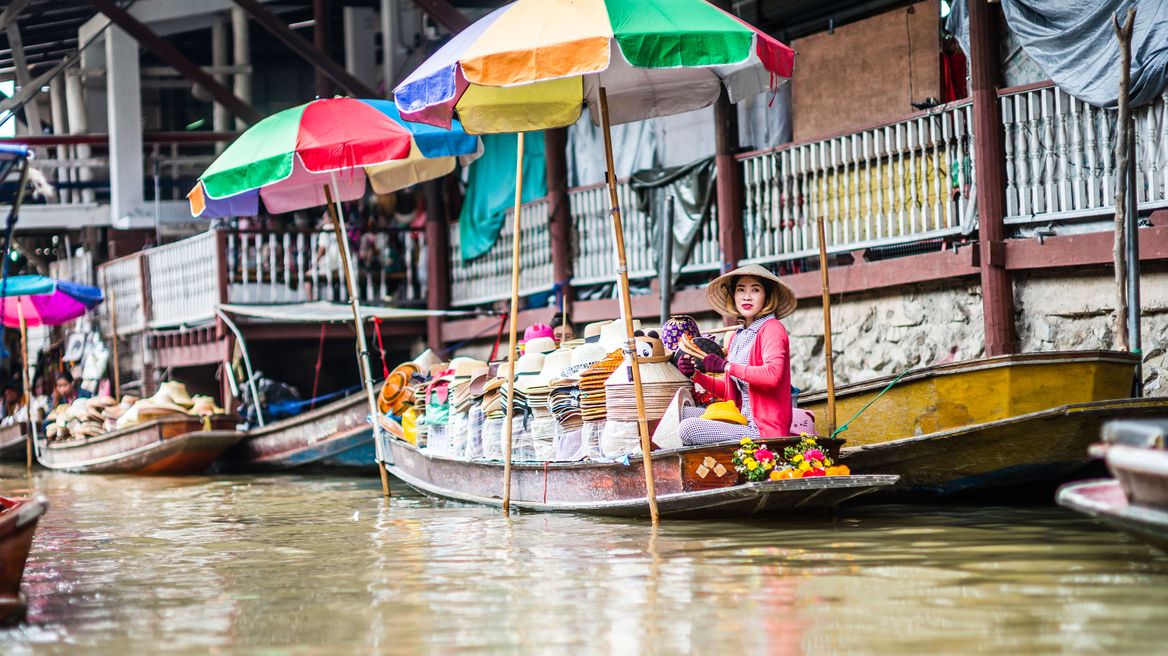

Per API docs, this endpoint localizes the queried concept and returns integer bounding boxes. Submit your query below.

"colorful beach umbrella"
[394,0,794,133]
[0,275,103,328]
[393,0,796,522]
[187,97,481,218]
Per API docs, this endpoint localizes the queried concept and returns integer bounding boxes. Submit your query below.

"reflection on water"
[2,464,1168,654]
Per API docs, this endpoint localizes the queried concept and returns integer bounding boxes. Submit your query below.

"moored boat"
[0,495,48,625]
[382,433,897,518]
[1057,480,1168,552]
[1097,419,1168,509]
[36,416,243,474]
[214,392,377,474]
[798,350,1163,499]
[0,424,25,462]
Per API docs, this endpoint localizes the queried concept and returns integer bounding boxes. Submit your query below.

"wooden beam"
[84,0,263,125]
[231,0,380,99]
[313,0,331,97]
[545,127,573,317]
[0,0,32,33]
[408,0,471,33]
[968,0,1016,356]
[6,21,43,132]
[424,179,451,348]
[1005,224,1168,271]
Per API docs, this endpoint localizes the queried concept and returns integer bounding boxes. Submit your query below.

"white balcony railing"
[146,231,220,328]
[739,101,973,265]
[98,253,146,335]
[1001,85,1168,224]
[449,199,555,306]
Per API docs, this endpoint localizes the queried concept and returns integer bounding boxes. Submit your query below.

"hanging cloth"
[457,132,547,261]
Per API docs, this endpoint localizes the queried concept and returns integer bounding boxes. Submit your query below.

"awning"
[218,301,480,323]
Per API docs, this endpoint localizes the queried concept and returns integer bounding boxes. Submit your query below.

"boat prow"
[37,416,243,475]
[1058,479,1168,552]
[0,495,48,625]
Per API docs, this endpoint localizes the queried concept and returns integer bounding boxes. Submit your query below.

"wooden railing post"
[138,251,155,395]
[546,127,574,320]
[424,179,451,348]
[968,0,1017,356]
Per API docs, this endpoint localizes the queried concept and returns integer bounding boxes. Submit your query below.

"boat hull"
[0,495,48,625]
[1058,479,1168,552]
[839,398,1168,499]
[215,393,377,473]
[0,424,26,462]
[37,417,243,475]
[384,438,897,518]
[1105,444,1168,510]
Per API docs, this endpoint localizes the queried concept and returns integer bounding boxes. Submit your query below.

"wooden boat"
[382,435,898,518]
[36,416,243,474]
[797,350,1162,498]
[1057,480,1168,552]
[0,423,25,461]
[214,392,376,474]
[0,495,48,625]
[1097,419,1168,509]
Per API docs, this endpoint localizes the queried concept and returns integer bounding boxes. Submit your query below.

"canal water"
[3,465,1168,655]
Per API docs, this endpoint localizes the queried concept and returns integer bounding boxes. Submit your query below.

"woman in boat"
[676,264,797,445]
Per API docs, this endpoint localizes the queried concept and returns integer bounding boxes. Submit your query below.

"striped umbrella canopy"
[0,275,103,328]
[393,0,795,133]
[187,97,481,218]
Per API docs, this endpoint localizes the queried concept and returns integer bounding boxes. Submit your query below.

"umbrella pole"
[17,302,34,473]
[599,87,660,524]
[502,132,525,514]
[109,287,121,399]
[816,217,837,436]
[323,179,391,499]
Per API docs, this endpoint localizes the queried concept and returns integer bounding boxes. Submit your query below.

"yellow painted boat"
[798,351,1167,498]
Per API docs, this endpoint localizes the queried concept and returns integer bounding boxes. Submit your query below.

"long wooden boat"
[0,423,25,461]
[36,416,243,474]
[1057,480,1168,552]
[0,495,48,625]
[214,391,376,474]
[797,351,1164,498]
[840,398,1168,498]
[1096,419,1168,509]
[382,435,898,518]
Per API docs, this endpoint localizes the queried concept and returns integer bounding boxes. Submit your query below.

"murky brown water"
[2,465,1168,655]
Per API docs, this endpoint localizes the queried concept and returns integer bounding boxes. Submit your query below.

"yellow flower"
[798,461,811,472]
[740,437,752,446]
[792,454,804,463]
[764,461,774,470]
[769,470,782,481]
[746,459,758,471]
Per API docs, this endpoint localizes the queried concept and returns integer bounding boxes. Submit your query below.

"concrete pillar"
[380,0,399,91]
[64,69,95,203]
[968,0,1016,355]
[231,7,252,131]
[106,25,145,227]
[343,6,379,91]
[48,77,71,203]
[211,12,230,145]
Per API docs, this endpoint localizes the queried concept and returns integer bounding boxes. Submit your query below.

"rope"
[372,316,390,379]
[489,312,507,362]
[831,367,917,438]
[310,323,326,410]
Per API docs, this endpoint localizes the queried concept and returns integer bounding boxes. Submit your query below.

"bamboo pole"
[501,131,525,514]
[1112,7,1135,352]
[816,217,837,436]
[323,180,391,498]
[17,301,34,472]
[599,88,659,524]
[109,287,121,399]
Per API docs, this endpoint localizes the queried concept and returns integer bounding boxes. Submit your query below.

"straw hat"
[450,357,487,379]
[378,370,411,415]
[515,351,545,375]
[535,349,574,385]
[701,401,748,425]
[482,377,506,395]
[188,395,225,416]
[705,264,796,320]
[151,381,195,409]
[599,320,642,353]
[412,349,442,371]
[524,336,557,355]
[572,343,608,366]
[391,362,420,381]
[632,337,671,364]
[583,321,611,343]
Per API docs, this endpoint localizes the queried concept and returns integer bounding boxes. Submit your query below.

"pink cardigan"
[693,319,793,438]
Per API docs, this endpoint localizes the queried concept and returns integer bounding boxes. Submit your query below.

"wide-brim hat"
[412,349,442,371]
[450,357,488,379]
[706,264,796,320]
[700,400,748,425]
[524,336,557,355]
[515,351,545,376]
[151,381,195,409]
[572,343,609,366]
[583,320,611,343]
[599,319,642,353]
[379,371,411,414]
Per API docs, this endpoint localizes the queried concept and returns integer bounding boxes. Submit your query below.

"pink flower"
[804,448,825,461]
[754,448,774,462]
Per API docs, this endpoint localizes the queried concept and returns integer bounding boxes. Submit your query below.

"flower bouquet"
[771,434,850,480]
[731,437,780,482]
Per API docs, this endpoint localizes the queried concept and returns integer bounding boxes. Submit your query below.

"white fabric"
[219,301,474,323]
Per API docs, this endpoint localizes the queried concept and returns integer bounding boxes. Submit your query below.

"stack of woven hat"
[519,349,571,424]
[448,357,487,416]
[579,349,624,422]
[547,342,608,430]
[604,337,692,422]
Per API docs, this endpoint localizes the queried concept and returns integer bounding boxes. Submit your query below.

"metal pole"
[215,308,263,427]
[659,195,674,328]
[1125,118,1142,396]
[18,302,35,472]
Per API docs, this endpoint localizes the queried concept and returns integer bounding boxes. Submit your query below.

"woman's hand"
[676,354,696,378]
[702,353,728,374]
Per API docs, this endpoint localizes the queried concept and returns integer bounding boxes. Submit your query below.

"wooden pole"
[501,132,524,514]
[599,88,659,524]
[109,287,121,398]
[1112,7,1136,352]
[816,217,837,436]
[323,180,391,498]
[17,301,34,472]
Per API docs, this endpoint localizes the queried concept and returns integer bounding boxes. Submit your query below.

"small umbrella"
[0,275,104,470]
[189,97,481,496]
[394,0,795,522]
